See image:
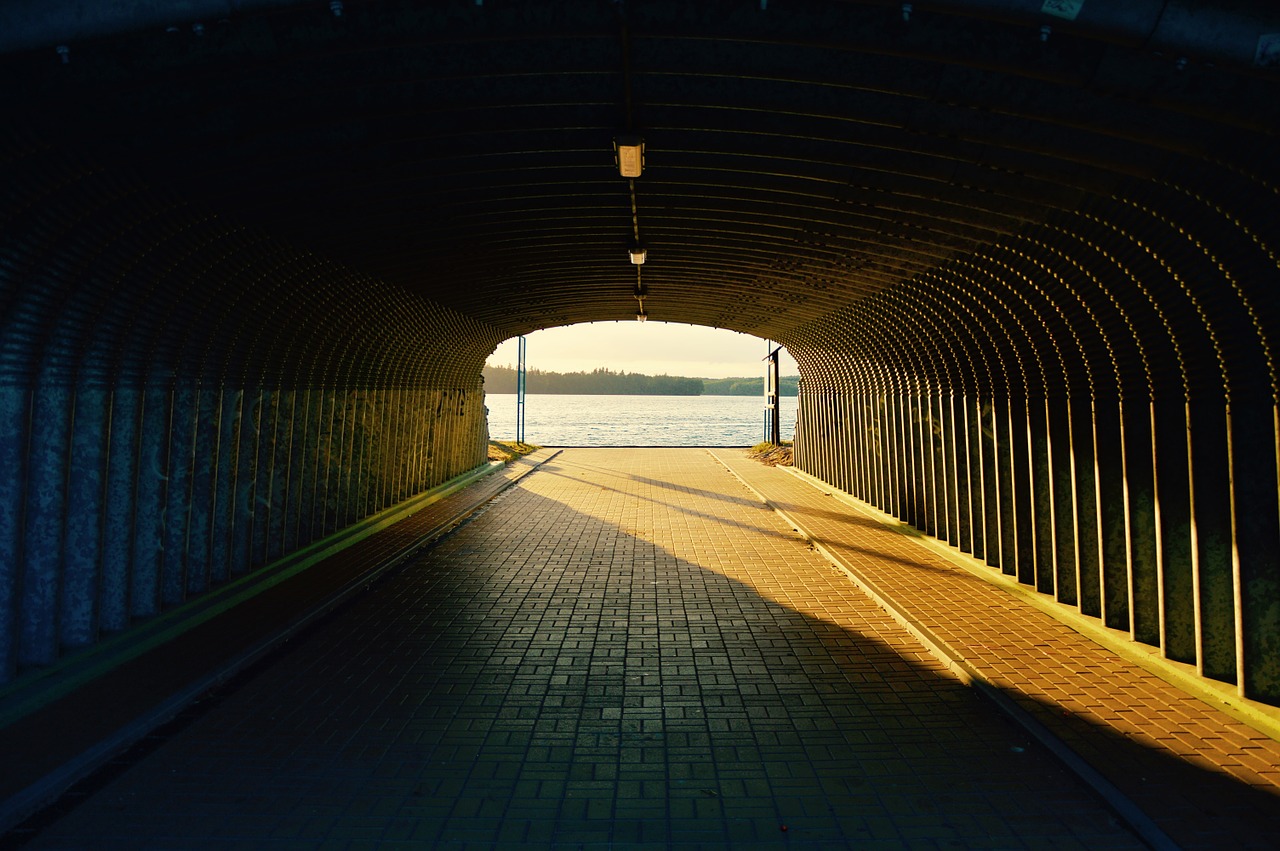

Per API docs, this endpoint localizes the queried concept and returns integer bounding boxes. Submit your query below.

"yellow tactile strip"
[712,448,1280,850]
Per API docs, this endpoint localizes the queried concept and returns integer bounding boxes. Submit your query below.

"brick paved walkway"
[7,449,1194,848]
[712,450,1280,850]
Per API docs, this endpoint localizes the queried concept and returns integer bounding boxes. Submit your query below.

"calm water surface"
[484,393,797,446]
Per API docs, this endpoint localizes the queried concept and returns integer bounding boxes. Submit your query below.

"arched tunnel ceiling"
[2,0,1279,394]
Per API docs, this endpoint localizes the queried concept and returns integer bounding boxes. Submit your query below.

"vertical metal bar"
[250,389,272,568]
[455,389,465,478]
[160,385,194,608]
[209,387,238,587]
[833,393,843,491]
[898,393,911,521]
[233,388,260,577]
[934,394,947,542]
[881,394,893,515]
[1073,398,1103,618]
[952,394,971,553]
[421,390,433,491]
[905,394,919,526]
[187,386,219,595]
[424,388,436,489]
[390,386,405,505]
[20,383,71,667]
[874,394,886,511]
[1123,399,1159,645]
[263,389,285,565]
[344,388,356,524]
[1155,398,1195,662]
[441,390,453,482]
[1009,396,1035,584]
[995,400,1017,576]
[1152,401,1165,656]
[62,383,110,649]
[1028,396,1054,593]
[846,393,858,496]
[179,387,203,596]
[813,393,824,485]
[407,388,423,496]
[291,387,312,553]
[841,393,853,497]
[369,388,385,515]
[332,390,349,530]
[277,389,297,559]
[312,390,329,538]
[964,396,982,560]
[322,387,334,523]
[365,388,380,515]
[936,394,947,537]
[1188,399,1237,683]
[177,386,203,599]
[517,336,527,444]
[814,393,825,486]
[923,394,935,533]
[820,392,829,486]
[1047,396,1078,606]
[359,386,372,514]
[884,394,897,517]
[130,386,169,618]
[1238,400,1280,698]
[368,388,383,513]
[918,395,933,535]
[431,390,443,488]
[386,387,400,506]
[981,400,1001,569]
[1094,399,1129,631]
[940,394,956,545]
[0,386,31,681]
[817,393,828,488]
[1224,395,1280,699]
[100,387,138,632]
[393,387,406,502]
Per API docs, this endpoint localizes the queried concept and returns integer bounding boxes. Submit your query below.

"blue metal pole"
[517,336,527,444]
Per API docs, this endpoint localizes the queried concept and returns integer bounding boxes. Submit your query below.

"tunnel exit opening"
[481,323,800,448]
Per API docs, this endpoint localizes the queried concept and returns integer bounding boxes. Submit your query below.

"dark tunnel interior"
[0,0,1278,723]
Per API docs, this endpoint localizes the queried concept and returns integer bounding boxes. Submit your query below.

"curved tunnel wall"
[0,0,1277,714]
[0,133,504,685]
[788,175,1280,702]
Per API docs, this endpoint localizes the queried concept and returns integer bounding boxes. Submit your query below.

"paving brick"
[16,449,1154,849]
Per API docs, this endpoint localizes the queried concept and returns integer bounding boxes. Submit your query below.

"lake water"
[484,394,798,446]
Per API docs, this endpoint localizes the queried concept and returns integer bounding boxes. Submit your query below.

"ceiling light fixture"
[614,135,645,178]
[629,246,647,265]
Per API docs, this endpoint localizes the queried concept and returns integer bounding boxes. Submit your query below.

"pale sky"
[487,322,799,379]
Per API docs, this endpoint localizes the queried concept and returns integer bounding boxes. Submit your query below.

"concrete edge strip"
[776,464,1280,745]
[0,449,561,836]
[705,450,1180,851]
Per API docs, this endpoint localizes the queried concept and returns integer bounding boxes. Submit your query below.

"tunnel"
[1,0,1279,779]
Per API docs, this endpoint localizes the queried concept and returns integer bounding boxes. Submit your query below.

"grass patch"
[488,440,540,462]
[748,441,793,466]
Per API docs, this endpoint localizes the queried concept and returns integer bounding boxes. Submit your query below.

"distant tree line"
[701,376,800,397]
[483,365,799,396]
[483,366,702,395]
